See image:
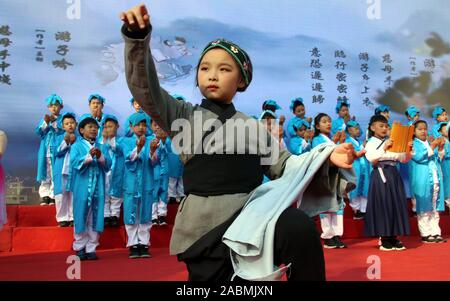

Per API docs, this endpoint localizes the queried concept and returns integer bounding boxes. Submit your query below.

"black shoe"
[433,235,447,243]
[76,249,87,261]
[59,221,70,227]
[422,235,437,244]
[323,238,338,249]
[168,197,177,204]
[152,219,159,226]
[40,196,50,206]
[391,238,406,250]
[86,252,98,260]
[129,245,140,259]
[104,217,112,227]
[379,239,395,251]
[109,216,119,227]
[158,216,167,226]
[333,236,348,248]
[353,210,365,220]
[48,198,56,206]
[139,245,152,258]
[69,221,74,227]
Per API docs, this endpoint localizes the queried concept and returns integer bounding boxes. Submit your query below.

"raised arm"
[120,4,195,137]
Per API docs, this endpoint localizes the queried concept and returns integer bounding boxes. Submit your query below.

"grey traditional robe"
[122,25,354,278]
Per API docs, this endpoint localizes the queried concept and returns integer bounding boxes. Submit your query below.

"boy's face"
[295,125,306,138]
[89,99,103,116]
[48,103,63,116]
[133,121,147,137]
[370,121,389,138]
[316,116,332,135]
[104,120,118,137]
[133,100,142,112]
[294,105,305,118]
[80,123,99,140]
[380,111,390,120]
[437,111,448,122]
[62,118,76,134]
[197,48,245,104]
[347,126,360,138]
[414,122,428,141]
[338,105,349,118]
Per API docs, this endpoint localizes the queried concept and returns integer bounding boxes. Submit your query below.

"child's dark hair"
[105,117,119,126]
[78,118,98,135]
[313,113,330,137]
[291,99,304,113]
[367,115,388,138]
[62,115,76,123]
[262,103,277,112]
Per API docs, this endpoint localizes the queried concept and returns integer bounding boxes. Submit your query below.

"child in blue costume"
[53,112,77,227]
[100,114,125,227]
[312,113,347,249]
[431,106,448,139]
[121,112,155,258]
[345,120,369,219]
[36,94,65,206]
[438,122,450,214]
[150,120,171,226]
[409,120,447,243]
[87,94,107,139]
[332,99,352,136]
[124,97,153,137]
[289,118,311,155]
[71,114,111,260]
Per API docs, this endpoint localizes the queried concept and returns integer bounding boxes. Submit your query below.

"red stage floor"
[1,237,449,281]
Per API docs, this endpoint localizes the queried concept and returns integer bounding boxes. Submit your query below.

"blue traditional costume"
[36,94,65,203]
[71,114,111,259]
[121,112,154,255]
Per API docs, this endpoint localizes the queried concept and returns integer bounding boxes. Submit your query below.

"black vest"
[183,99,265,196]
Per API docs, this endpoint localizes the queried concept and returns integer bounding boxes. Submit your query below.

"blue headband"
[259,110,277,120]
[335,100,350,113]
[405,106,420,118]
[88,94,106,104]
[46,93,63,106]
[129,112,148,127]
[290,97,304,111]
[292,118,310,130]
[102,114,119,126]
[375,105,390,115]
[263,100,282,111]
[346,120,360,129]
[432,106,446,119]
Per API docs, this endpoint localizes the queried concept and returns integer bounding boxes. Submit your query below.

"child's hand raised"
[279,115,286,126]
[150,139,159,153]
[120,4,150,32]
[64,134,71,145]
[306,117,313,124]
[69,134,76,145]
[332,131,341,144]
[89,148,97,158]
[137,135,146,152]
[44,114,51,124]
[329,143,365,169]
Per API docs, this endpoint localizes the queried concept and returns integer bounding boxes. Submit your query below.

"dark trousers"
[178,207,326,281]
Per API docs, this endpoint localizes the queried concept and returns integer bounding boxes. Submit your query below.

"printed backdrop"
[0,0,449,204]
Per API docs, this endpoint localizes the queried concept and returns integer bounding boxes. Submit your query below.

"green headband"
[199,39,253,92]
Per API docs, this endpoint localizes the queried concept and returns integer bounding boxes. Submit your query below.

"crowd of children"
[35,93,185,260]
[257,97,450,251]
[35,91,450,259]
